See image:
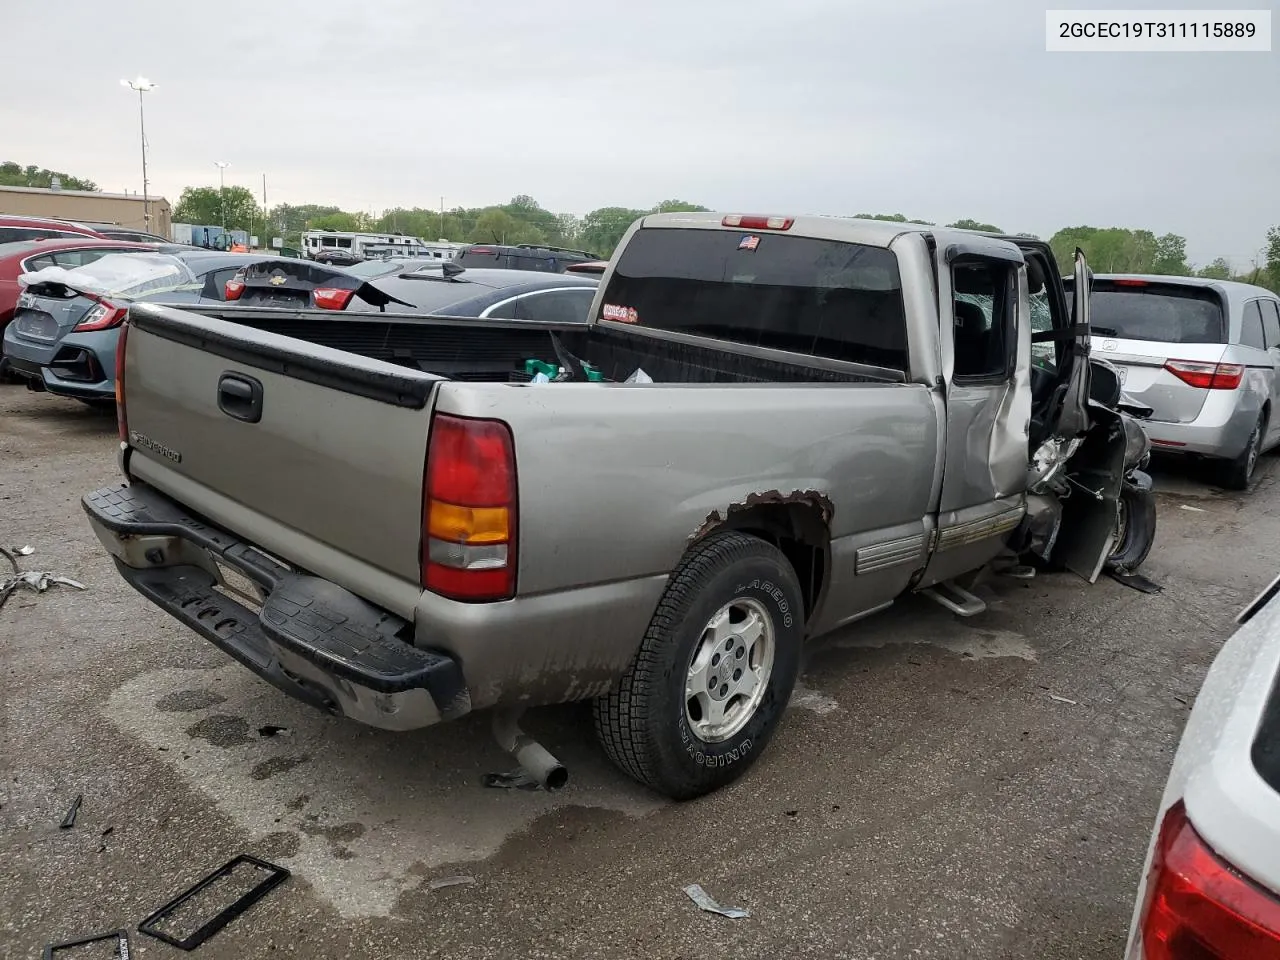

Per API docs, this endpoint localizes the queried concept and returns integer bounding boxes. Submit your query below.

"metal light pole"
[120,77,157,229]
[213,161,231,231]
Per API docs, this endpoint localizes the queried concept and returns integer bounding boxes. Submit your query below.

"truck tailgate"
[121,304,440,587]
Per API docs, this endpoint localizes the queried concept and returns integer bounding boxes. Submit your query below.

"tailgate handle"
[217,372,264,423]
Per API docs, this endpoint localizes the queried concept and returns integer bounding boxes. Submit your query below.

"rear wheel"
[592,531,804,800]
[1220,413,1264,491]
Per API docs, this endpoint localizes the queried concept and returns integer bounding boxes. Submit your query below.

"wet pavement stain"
[156,689,228,712]
[257,830,302,859]
[186,714,253,747]
[251,755,311,781]
[285,794,311,811]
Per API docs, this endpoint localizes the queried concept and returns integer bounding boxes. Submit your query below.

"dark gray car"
[3,250,270,403]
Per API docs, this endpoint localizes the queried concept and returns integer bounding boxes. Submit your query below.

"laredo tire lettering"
[592,532,805,800]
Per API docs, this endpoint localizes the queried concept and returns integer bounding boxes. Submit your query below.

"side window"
[1241,301,1267,349]
[952,260,1015,382]
[514,289,595,324]
[21,254,57,272]
[1260,300,1280,349]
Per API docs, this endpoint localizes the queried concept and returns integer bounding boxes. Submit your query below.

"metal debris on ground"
[427,875,476,890]
[481,769,542,791]
[0,546,86,614]
[1049,694,1078,705]
[59,795,83,829]
[1109,570,1163,594]
[683,884,751,919]
[41,928,131,959]
[137,854,290,951]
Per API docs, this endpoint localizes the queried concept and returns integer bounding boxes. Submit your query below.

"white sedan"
[1126,574,1280,958]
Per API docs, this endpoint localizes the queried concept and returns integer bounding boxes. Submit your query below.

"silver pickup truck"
[84,213,1145,800]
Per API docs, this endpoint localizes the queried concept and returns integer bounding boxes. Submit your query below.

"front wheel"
[1106,476,1156,572]
[592,531,804,800]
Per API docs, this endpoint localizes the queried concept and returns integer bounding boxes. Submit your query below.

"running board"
[920,581,987,617]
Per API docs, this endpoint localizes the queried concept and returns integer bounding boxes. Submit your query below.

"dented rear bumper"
[82,482,470,730]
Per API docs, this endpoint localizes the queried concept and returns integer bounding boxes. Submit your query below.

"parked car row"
[0,213,170,245]
[0,235,600,403]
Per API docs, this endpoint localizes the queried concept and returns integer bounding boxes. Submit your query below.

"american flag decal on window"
[738,235,760,251]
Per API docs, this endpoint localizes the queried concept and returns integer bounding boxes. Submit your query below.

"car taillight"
[721,214,794,230]
[423,414,517,602]
[1164,360,1244,390]
[115,320,129,442]
[224,276,245,300]
[1114,278,1150,287]
[73,299,128,332]
[313,287,354,310]
[1138,801,1280,959]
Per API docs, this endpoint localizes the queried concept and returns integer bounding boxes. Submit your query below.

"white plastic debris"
[1049,693,1078,705]
[683,884,750,919]
[530,371,551,384]
[1179,504,1206,513]
[625,368,653,384]
[13,545,34,556]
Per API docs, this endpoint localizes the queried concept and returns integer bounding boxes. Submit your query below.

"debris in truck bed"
[59,794,83,829]
[683,883,751,919]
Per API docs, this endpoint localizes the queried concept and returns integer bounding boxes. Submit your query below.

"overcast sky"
[3,0,1276,265]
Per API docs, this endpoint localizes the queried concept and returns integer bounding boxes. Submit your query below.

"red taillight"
[115,320,129,442]
[313,287,354,310]
[1114,278,1150,287]
[224,277,245,300]
[1165,360,1244,390]
[1139,801,1280,959]
[721,214,794,230]
[469,247,494,255]
[423,414,517,602]
[73,298,128,332]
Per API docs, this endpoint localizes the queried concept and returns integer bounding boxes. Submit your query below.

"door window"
[1259,299,1280,349]
[1241,300,1267,349]
[952,260,1015,382]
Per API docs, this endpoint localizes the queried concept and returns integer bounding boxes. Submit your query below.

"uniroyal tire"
[592,531,804,800]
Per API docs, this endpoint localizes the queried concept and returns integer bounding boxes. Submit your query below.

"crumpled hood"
[18,254,192,300]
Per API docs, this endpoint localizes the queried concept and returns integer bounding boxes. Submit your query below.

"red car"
[0,215,107,244]
[0,237,157,369]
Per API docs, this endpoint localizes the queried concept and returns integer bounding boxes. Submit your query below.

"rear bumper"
[83,482,469,731]
[1143,390,1261,459]
[1,326,115,398]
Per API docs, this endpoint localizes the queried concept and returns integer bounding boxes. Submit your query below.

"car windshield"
[1068,279,1226,344]
[20,252,197,299]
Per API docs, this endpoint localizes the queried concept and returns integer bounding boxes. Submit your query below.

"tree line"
[8,163,1276,292]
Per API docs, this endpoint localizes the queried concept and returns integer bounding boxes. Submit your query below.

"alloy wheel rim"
[684,598,775,743]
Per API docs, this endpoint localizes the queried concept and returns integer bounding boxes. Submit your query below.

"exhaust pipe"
[491,708,568,791]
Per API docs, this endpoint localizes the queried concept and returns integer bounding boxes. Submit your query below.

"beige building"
[0,184,171,238]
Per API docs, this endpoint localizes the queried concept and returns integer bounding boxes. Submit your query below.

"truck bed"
[171,306,898,386]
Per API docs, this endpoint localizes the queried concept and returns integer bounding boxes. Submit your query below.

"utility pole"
[214,161,231,230]
[262,173,268,249]
[440,196,445,240]
[120,77,157,229]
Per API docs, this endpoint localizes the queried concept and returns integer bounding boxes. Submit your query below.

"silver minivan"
[1063,274,1280,489]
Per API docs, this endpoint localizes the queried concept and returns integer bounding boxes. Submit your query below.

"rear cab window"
[1080,279,1226,344]
[599,227,909,372]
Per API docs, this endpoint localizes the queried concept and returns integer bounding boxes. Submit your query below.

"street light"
[120,76,157,229]
[213,160,231,231]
